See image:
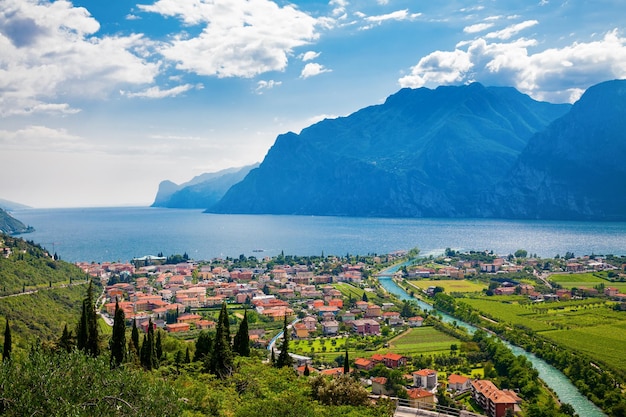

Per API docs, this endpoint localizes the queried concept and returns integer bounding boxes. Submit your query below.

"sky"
[1,0,626,208]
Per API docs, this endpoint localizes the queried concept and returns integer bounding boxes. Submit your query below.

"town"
[73,248,626,417]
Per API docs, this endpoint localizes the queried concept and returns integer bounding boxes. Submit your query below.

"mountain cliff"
[209,83,570,217]
[490,79,626,220]
[152,164,258,208]
[0,208,32,234]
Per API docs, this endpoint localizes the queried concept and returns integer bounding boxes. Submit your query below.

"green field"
[388,326,459,356]
[409,279,486,294]
[549,272,626,292]
[460,296,626,371]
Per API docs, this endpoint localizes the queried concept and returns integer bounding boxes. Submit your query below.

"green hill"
[0,234,90,349]
[0,208,32,235]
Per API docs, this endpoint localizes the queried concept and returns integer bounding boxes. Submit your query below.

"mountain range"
[0,208,32,235]
[152,164,258,208]
[155,80,626,220]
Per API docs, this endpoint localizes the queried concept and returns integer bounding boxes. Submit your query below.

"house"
[371,376,391,395]
[383,311,403,326]
[322,320,339,336]
[354,357,375,371]
[302,316,318,331]
[471,379,521,417]
[320,367,344,376]
[406,388,435,408]
[448,374,471,392]
[351,319,380,336]
[605,287,620,297]
[292,322,309,339]
[382,353,407,369]
[166,322,190,333]
[413,369,437,389]
[365,304,382,318]
[408,316,424,327]
[177,313,202,324]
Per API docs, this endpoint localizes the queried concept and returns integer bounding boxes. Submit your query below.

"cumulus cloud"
[485,20,538,40]
[399,28,626,103]
[0,125,89,152]
[121,84,196,98]
[255,80,282,94]
[360,9,421,30]
[0,0,159,116]
[302,51,321,61]
[300,62,331,78]
[139,0,319,78]
[464,23,494,34]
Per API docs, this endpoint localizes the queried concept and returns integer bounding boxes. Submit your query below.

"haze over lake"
[13,207,626,263]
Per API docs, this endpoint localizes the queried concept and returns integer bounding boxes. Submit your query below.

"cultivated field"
[387,326,459,356]
[409,279,486,294]
[460,296,626,371]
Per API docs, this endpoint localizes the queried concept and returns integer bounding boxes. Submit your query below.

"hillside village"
[71,249,626,417]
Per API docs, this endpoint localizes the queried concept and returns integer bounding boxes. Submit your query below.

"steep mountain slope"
[152,164,258,208]
[210,83,570,217]
[0,208,32,234]
[0,198,30,211]
[492,79,626,220]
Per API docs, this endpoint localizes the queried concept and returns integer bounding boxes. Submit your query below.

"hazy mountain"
[0,198,30,211]
[152,164,259,208]
[209,83,570,217]
[490,79,626,220]
[0,208,32,234]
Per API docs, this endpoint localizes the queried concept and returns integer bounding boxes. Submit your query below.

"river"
[377,265,606,417]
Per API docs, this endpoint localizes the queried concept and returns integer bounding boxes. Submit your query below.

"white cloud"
[485,20,538,40]
[308,113,339,124]
[139,0,320,78]
[302,51,321,61]
[121,84,195,98]
[399,29,626,103]
[359,9,421,29]
[0,125,89,152]
[330,0,349,17]
[300,62,331,79]
[464,23,494,34]
[255,80,282,94]
[0,0,159,116]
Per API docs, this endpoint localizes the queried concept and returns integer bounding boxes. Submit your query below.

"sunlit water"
[13,207,626,263]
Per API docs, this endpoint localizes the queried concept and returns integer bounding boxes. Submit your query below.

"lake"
[12,207,626,263]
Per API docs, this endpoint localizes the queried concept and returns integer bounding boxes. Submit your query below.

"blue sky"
[1,0,625,208]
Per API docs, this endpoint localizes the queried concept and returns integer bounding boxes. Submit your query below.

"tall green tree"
[343,349,350,374]
[275,315,293,368]
[58,324,73,353]
[194,331,213,362]
[155,330,163,362]
[131,319,140,353]
[109,300,126,368]
[233,309,250,357]
[207,302,233,378]
[140,319,157,370]
[77,281,99,357]
[2,318,11,361]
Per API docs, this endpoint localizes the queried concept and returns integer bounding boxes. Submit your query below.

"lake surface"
[13,207,626,263]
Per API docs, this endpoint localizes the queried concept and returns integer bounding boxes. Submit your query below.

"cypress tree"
[276,315,293,368]
[233,309,250,357]
[140,334,149,369]
[303,363,310,376]
[194,331,213,362]
[59,323,73,353]
[156,330,162,361]
[185,346,191,363]
[2,318,11,361]
[343,349,350,374]
[76,300,88,351]
[208,302,233,378]
[140,319,157,370]
[109,300,126,368]
[131,319,140,353]
[85,281,100,357]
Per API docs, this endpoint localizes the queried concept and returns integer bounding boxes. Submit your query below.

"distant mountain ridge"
[209,82,572,217]
[152,164,259,208]
[0,208,32,234]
